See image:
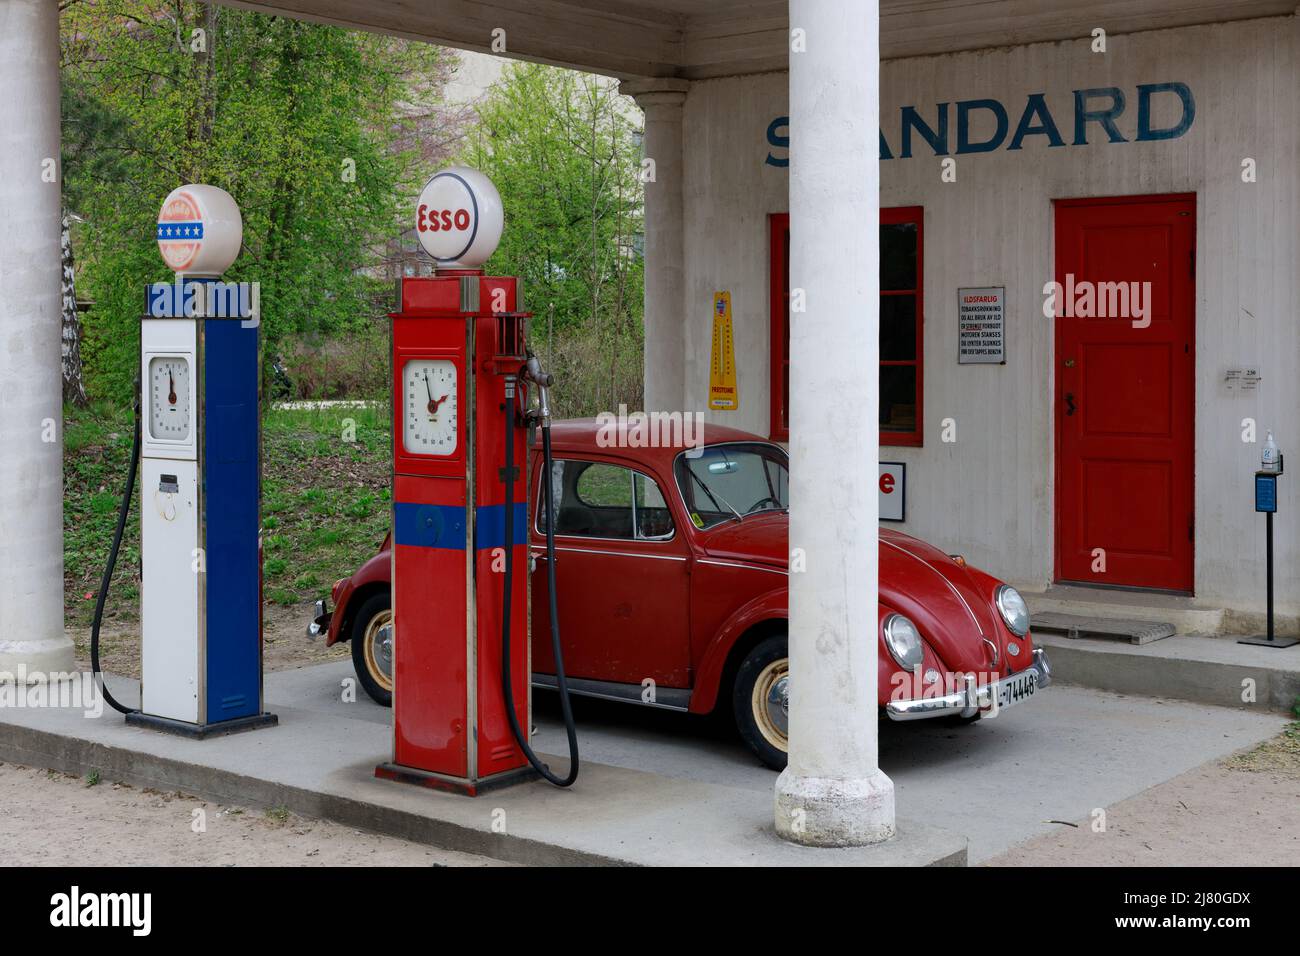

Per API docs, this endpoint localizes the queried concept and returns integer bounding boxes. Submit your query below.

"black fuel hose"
[500,381,578,786]
[90,402,142,716]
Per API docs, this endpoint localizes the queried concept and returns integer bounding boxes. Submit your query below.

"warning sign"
[958,287,1005,364]
[709,291,738,410]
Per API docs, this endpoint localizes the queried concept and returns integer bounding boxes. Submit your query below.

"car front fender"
[689,586,788,715]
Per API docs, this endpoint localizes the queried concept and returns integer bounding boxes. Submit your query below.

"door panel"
[530,457,692,688]
[1055,195,1195,591]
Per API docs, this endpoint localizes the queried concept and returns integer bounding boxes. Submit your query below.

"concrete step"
[1037,630,1300,715]
[1033,612,1175,645]
[1024,584,1226,636]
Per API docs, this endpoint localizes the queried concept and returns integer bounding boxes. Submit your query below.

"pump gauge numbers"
[148,356,191,441]
[403,359,459,455]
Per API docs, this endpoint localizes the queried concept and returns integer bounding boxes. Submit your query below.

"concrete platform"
[0,666,965,867]
[1038,630,1300,714]
[1,660,1287,864]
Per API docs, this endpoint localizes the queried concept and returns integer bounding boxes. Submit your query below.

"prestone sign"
[958,287,1005,364]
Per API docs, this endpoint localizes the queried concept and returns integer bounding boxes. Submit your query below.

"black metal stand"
[1239,509,1299,648]
[125,711,279,738]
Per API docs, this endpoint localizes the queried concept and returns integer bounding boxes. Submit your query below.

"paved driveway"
[279,662,1285,863]
[528,684,1285,862]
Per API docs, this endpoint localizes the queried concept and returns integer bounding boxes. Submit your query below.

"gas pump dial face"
[403,359,458,455]
[148,356,191,441]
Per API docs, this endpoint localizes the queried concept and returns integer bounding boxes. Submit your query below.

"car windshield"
[674,442,789,530]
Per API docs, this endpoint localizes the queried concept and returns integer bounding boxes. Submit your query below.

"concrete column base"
[0,638,76,682]
[774,767,896,847]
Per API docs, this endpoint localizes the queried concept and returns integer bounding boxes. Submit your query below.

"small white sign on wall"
[880,462,905,522]
[958,287,1005,364]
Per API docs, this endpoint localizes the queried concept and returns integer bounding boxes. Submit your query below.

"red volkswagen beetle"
[310,421,1050,770]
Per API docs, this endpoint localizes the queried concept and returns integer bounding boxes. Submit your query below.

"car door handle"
[1065,392,1076,416]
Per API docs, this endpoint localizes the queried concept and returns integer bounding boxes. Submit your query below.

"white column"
[775,0,894,846]
[0,0,75,680]
[621,79,689,413]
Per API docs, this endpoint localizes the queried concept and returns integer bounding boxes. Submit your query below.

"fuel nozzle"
[523,352,554,425]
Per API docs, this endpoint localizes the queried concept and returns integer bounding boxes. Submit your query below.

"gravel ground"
[0,763,502,867]
[985,725,1300,866]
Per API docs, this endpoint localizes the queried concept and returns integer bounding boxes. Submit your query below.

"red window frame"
[768,207,924,445]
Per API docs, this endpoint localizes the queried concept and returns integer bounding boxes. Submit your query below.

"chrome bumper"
[886,648,1052,721]
[307,599,331,640]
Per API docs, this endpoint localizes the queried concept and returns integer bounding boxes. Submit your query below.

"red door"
[530,455,692,688]
[1054,195,1195,592]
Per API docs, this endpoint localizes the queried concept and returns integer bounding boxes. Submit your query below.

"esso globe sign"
[156,184,243,277]
[415,167,503,269]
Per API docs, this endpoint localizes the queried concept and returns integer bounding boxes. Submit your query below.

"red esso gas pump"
[375,167,579,795]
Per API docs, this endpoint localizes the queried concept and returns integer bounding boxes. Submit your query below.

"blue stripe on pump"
[393,501,467,550]
[474,503,529,550]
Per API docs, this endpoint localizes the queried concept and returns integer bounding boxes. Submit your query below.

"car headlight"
[995,585,1030,637]
[882,613,924,671]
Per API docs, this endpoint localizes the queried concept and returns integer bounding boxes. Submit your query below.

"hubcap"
[364,610,394,692]
[751,658,789,751]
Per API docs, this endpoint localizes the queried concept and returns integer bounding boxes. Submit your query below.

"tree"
[59,1,464,403]
[461,63,644,417]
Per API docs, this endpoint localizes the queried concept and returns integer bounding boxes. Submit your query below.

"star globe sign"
[149,184,253,319]
[415,166,504,269]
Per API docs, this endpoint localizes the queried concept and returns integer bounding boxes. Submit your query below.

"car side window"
[537,460,674,541]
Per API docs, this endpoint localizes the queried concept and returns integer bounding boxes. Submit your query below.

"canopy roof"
[221,0,1298,79]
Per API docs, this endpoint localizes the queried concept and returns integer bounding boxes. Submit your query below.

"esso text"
[417,206,471,233]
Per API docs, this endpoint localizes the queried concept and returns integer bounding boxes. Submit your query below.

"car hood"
[699,517,1002,672]
[698,512,789,567]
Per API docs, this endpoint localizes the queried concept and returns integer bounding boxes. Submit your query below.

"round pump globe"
[414,166,504,269]
[156,184,243,277]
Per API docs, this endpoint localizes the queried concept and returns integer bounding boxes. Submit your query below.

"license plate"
[996,670,1037,710]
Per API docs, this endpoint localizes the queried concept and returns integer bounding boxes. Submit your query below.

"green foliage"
[63,402,392,623]
[461,63,645,416]
[60,2,455,403]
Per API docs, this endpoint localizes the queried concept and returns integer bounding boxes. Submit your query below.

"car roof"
[533,417,782,471]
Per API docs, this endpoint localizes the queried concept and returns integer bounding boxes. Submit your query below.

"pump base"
[1237,635,1300,648]
[374,761,537,797]
[125,711,279,739]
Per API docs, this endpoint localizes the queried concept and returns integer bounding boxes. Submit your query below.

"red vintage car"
[309,420,1050,770]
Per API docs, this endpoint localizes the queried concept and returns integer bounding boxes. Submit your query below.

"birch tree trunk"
[61,209,89,407]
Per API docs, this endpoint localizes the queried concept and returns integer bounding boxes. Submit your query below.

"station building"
[647,14,1300,625]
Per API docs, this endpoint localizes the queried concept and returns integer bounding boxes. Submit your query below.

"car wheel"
[733,634,789,771]
[350,593,393,707]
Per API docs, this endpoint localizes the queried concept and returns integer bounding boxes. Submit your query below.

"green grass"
[63,401,392,627]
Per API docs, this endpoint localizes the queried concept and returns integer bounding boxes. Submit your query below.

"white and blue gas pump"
[91,184,277,736]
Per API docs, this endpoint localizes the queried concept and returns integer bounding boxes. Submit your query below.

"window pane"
[880,222,917,291]
[551,462,633,538]
[782,228,791,363]
[633,472,674,539]
[781,362,789,433]
[880,365,917,433]
[880,295,917,361]
[674,443,790,530]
